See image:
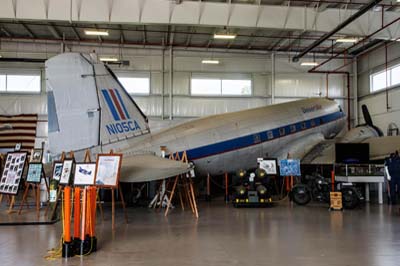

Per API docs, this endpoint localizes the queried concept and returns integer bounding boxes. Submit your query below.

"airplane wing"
[119,154,191,183]
[43,154,191,183]
[301,135,400,164]
[364,136,400,161]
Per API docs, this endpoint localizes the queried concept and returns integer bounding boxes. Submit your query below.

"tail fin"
[46,53,150,155]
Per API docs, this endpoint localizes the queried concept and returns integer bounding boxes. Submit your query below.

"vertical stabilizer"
[46,53,150,155]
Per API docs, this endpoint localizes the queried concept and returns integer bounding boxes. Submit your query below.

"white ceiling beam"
[0,1,399,40]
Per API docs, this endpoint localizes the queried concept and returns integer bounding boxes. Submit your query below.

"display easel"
[47,151,74,220]
[100,150,128,230]
[164,151,198,218]
[0,150,29,213]
[82,150,103,222]
[18,164,49,217]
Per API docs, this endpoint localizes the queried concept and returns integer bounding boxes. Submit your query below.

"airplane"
[45,53,398,183]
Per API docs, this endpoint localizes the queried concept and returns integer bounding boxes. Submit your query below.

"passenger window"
[279,128,285,136]
[290,125,296,133]
[301,122,306,130]
[267,131,273,140]
[311,120,316,127]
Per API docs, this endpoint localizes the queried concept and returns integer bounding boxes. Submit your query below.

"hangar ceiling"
[0,0,399,56]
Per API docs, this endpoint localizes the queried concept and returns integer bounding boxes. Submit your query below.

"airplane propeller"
[361,104,383,136]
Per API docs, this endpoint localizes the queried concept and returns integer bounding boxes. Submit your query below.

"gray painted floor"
[0,201,400,266]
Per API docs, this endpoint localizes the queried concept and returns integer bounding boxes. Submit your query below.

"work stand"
[18,167,49,217]
[154,151,198,218]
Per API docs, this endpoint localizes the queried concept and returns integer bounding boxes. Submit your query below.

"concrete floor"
[1,201,400,266]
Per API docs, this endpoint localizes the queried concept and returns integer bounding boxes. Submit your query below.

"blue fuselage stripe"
[185,111,345,160]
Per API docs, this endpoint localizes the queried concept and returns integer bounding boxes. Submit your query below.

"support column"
[271,53,275,104]
[169,46,173,121]
[161,47,165,120]
[352,58,358,126]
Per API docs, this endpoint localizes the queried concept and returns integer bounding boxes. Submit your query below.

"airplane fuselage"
[97,98,346,176]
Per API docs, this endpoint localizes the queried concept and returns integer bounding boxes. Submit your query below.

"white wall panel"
[199,3,229,26]
[253,74,270,97]
[16,0,46,19]
[0,0,15,18]
[171,1,198,25]
[79,0,109,22]
[229,4,258,27]
[48,0,70,20]
[110,0,140,23]
[141,0,170,24]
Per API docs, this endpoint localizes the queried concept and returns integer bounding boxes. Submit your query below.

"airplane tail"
[46,53,150,155]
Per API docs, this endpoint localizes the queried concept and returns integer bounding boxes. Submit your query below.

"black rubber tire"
[341,187,360,209]
[292,186,311,205]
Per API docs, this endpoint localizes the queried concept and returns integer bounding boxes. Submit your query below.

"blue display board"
[279,159,301,176]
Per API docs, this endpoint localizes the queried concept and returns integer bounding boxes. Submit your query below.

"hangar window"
[118,77,150,95]
[279,128,285,136]
[191,75,252,96]
[370,64,400,92]
[0,73,41,93]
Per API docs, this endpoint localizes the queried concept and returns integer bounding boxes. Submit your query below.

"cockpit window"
[47,91,60,133]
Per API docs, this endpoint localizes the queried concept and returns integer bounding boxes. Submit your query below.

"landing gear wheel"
[292,187,311,205]
[341,187,359,209]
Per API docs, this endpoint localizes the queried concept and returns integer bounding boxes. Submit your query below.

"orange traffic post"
[78,188,88,255]
[285,176,290,192]
[89,187,98,252]
[73,187,81,241]
[62,186,74,258]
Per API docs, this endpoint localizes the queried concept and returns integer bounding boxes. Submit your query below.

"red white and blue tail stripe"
[101,88,131,121]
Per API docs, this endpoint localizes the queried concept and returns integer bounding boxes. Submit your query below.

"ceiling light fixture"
[336,37,359,43]
[214,33,236,40]
[99,57,119,62]
[202,59,220,64]
[300,62,319,66]
[85,30,109,36]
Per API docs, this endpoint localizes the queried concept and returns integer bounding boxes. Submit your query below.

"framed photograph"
[59,159,74,185]
[279,159,301,177]
[74,163,96,186]
[52,162,63,181]
[0,152,28,195]
[259,158,278,175]
[26,163,43,183]
[30,149,43,163]
[95,154,122,188]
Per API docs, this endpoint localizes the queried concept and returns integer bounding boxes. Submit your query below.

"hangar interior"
[1,0,400,265]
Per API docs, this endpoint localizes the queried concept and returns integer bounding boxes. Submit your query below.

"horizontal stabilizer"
[364,136,400,161]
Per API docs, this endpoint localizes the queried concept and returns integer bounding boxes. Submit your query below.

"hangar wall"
[0,40,348,146]
[357,42,400,135]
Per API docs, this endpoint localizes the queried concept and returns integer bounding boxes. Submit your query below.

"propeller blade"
[361,104,373,126]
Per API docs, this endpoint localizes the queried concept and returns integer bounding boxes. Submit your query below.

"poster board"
[30,149,43,163]
[26,163,43,183]
[59,159,74,185]
[0,152,27,195]
[51,161,63,181]
[74,163,96,186]
[95,154,122,188]
[258,158,278,176]
[279,159,301,176]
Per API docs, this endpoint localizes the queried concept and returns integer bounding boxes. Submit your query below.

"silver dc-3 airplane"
[46,53,400,182]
